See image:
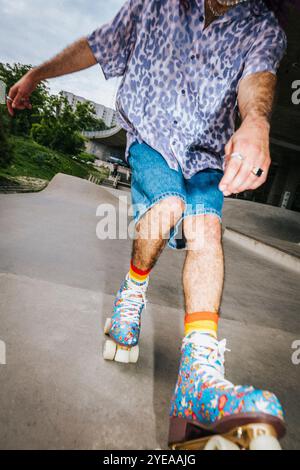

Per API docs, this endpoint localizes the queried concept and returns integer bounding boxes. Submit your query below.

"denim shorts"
[128,141,224,250]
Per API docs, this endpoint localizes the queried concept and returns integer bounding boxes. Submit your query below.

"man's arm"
[219,72,277,196]
[7,38,96,116]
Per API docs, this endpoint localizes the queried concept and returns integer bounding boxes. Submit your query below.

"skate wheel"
[129,345,139,363]
[103,339,117,361]
[114,347,131,364]
[249,435,282,450]
[204,435,240,451]
[104,318,112,335]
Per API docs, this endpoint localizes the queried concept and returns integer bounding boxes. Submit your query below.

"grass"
[0,136,109,189]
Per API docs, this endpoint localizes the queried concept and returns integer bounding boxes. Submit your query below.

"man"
[8,0,288,450]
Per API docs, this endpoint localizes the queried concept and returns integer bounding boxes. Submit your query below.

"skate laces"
[116,277,147,326]
[183,333,234,390]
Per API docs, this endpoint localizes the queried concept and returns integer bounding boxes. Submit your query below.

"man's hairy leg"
[183,215,224,313]
[132,196,185,271]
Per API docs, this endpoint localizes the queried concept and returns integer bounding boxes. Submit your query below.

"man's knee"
[137,196,185,239]
[184,214,222,251]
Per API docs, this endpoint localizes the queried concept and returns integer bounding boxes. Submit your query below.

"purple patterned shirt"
[87,0,287,178]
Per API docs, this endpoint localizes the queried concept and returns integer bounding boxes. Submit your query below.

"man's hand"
[7,71,39,116]
[219,117,271,196]
[7,37,96,117]
[219,71,276,197]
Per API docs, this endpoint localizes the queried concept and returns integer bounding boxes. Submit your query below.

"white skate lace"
[183,333,235,390]
[117,276,147,326]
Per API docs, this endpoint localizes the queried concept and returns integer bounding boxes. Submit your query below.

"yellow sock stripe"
[184,320,218,336]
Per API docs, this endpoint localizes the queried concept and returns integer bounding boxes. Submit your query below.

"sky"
[0,0,124,109]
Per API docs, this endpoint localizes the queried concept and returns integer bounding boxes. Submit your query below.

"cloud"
[0,0,124,108]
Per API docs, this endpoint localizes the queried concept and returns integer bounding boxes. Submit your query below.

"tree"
[30,95,86,155]
[0,62,109,156]
[0,62,49,136]
[30,93,108,155]
[75,101,108,132]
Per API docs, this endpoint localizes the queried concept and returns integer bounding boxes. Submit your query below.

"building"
[61,91,118,128]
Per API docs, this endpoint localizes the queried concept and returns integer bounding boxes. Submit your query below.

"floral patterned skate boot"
[169,332,286,450]
[103,274,148,364]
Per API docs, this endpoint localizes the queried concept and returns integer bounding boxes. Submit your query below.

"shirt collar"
[195,0,268,24]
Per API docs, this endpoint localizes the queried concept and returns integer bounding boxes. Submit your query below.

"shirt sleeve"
[241,19,287,80]
[86,0,143,80]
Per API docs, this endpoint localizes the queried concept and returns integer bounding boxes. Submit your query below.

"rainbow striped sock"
[184,311,219,339]
[129,261,151,285]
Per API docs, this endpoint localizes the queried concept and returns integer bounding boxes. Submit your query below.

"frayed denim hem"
[168,209,222,250]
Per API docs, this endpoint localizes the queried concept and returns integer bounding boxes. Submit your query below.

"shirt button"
[199,15,204,21]
[191,55,195,60]
[181,89,186,95]
[174,120,178,125]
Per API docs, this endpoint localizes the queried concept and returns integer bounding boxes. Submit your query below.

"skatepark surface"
[0,173,299,450]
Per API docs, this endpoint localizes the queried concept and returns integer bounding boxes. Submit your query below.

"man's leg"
[103,196,185,363]
[169,213,285,449]
[132,196,185,270]
[183,214,224,317]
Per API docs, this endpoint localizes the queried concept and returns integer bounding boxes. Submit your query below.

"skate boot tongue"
[183,332,233,389]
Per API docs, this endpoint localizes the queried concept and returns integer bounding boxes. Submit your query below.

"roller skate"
[103,274,148,364]
[168,332,286,450]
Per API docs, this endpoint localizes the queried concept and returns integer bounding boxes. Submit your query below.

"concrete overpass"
[83,126,126,150]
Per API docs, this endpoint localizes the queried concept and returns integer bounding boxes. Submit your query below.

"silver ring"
[230,152,244,161]
[252,167,264,177]
[6,95,13,102]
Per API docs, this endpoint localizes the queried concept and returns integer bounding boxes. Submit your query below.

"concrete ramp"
[44,173,122,206]
[0,174,299,449]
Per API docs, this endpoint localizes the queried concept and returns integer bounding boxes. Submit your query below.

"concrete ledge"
[224,227,300,274]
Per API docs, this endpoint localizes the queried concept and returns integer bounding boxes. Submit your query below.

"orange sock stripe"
[184,311,219,338]
[185,312,219,324]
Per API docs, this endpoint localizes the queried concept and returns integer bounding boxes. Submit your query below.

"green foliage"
[29,93,107,155]
[0,135,108,182]
[0,63,109,156]
[75,101,108,132]
[75,152,97,163]
[0,62,49,137]
[0,62,111,185]
[31,119,86,156]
